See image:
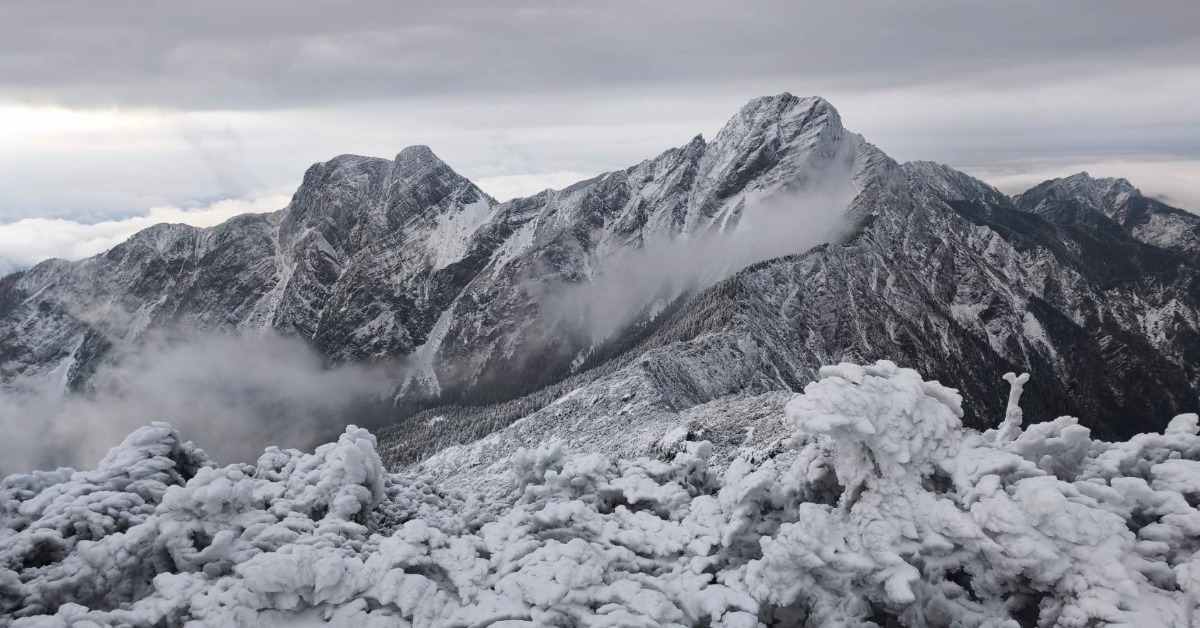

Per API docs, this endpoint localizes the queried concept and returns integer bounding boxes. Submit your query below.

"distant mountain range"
[2,94,1197,469]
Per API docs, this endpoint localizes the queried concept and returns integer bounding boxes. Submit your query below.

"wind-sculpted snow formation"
[4,362,1200,626]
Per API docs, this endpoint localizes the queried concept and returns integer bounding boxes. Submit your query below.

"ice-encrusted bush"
[2,361,1199,626]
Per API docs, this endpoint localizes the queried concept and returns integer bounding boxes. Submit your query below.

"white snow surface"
[4,361,1200,627]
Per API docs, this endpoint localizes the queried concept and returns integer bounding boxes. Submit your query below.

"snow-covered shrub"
[749,361,1191,626]
[2,361,1199,627]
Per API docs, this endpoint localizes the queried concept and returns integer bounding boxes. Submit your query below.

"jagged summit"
[1018,171,1140,211]
[285,142,491,240]
[298,144,469,198]
[317,144,449,170]
[395,144,442,164]
[683,93,868,227]
[1015,169,1200,254]
[734,92,839,124]
[1059,171,1138,192]
[710,93,844,156]
[389,145,480,194]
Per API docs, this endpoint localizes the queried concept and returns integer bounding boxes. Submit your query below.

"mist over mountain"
[1,93,1198,476]
[0,332,397,475]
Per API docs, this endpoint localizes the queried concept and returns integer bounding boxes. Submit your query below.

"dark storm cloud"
[1,0,1197,109]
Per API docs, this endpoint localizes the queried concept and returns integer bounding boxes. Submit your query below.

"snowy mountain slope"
[0,213,285,389]
[396,364,793,494]
[398,94,873,404]
[5,363,1200,626]
[390,156,1200,482]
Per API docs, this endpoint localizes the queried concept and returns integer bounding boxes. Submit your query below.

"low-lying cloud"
[544,162,859,346]
[962,157,1200,212]
[0,191,291,276]
[0,332,400,476]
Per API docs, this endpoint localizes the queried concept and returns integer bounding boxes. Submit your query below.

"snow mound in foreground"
[3,361,1200,627]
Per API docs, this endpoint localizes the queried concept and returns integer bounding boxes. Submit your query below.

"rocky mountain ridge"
[397,157,1200,485]
[1,94,1197,470]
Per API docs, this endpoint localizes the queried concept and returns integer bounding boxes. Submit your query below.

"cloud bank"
[963,157,1200,212]
[0,191,291,276]
[544,156,858,346]
[0,332,400,476]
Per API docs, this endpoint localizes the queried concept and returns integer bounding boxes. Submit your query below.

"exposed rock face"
[1016,171,1200,255]
[706,160,1200,438]
[400,157,1200,483]
[0,146,497,390]
[1,94,1197,459]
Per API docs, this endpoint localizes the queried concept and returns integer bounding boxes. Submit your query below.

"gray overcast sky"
[0,1,1198,270]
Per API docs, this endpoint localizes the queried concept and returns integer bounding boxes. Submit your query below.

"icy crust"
[5,363,1200,626]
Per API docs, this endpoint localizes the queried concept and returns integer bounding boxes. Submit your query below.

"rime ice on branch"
[993,371,1030,443]
[2,362,1199,627]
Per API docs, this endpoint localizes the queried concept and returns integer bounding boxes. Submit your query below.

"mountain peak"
[1015,171,1152,241]
[1053,171,1136,192]
[712,94,844,152]
[391,144,458,181]
[1056,171,1100,193]
[693,94,852,203]
[1023,172,1142,211]
[385,145,484,201]
[739,92,832,111]
[725,93,841,136]
[395,144,443,166]
[1015,171,1200,254]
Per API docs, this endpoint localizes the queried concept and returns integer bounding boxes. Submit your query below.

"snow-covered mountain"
[0,145,500,391]
[1,96,862,397]
[1016,171,1200,255]
[2,94,1198,458]
[390,159,1200,486]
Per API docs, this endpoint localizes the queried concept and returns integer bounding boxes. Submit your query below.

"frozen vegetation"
[3,361,1200,626]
